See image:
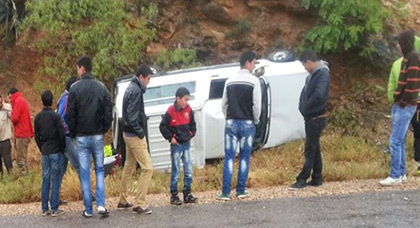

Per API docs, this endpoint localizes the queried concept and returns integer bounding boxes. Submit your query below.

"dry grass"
[1,135,418,204]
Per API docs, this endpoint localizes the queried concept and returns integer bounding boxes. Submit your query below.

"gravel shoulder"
[1,177,419,217]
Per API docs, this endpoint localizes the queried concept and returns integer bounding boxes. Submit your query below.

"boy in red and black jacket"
[159,87,198,205]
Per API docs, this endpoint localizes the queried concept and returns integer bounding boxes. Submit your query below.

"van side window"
[209,79,227,99]
[144,81,196,107]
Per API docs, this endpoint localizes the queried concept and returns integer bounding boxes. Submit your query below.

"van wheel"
[267,50,295,63]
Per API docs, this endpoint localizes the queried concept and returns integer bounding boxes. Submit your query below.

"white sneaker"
[97,206,106,213]
[400,175,407,183]
[379,177,402,186]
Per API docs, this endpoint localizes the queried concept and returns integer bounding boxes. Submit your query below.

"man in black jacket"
[67,56,112,217]
[117,65,154,214]
[34,90,65,217]
[290,50,330,190]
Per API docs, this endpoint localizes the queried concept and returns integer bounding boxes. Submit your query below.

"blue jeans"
[170,142,193,193]
[77,135,105,214]
[222,119,255,195]
[41,153,63,213]
[389,104,416,178]
[58,137,80,196]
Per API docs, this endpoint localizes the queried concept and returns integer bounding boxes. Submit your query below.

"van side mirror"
[253,67,265,77]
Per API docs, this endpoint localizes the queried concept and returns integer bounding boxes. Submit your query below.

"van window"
[144,81,196,106]
[209,79,227,99]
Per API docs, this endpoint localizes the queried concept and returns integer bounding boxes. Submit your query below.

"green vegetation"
[301,0,388,57]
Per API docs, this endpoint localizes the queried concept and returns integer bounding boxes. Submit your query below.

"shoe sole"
[379,183,401,186]
[216,197,231,201]
[236,195,250,199]
[289,187,305,191]
[132,210,152,215]
[170,202,183,205]
[117,207,132,210]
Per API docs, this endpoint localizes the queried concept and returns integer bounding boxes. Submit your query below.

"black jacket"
[34,108,65,155]
[159,103,196,143]
[299,62,330,121]
[122,76,148,139]
[67,72,112,137]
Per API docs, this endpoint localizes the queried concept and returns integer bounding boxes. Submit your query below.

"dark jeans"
[0,139,13,175]
[297,117,327,182]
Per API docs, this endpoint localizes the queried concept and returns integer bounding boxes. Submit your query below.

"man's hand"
[171,137,178,145]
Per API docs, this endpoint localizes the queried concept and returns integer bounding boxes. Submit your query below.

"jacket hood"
[10,91,22,103]
[312,61,330,75]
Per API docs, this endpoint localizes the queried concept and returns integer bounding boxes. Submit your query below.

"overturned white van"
[112,51,308,171]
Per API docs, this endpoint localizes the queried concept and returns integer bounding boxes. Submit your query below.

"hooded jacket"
[10,92,34,138]
[299,61,330,121]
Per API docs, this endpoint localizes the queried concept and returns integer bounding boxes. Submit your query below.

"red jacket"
[11,92,34,138]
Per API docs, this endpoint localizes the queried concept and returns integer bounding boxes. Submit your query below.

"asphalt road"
[1,189,420,228]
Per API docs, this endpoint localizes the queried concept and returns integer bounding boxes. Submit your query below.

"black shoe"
[183,192,198,204]
[307,179,323,187]
[289,179,307,190]
[59,200,68,205]
[82,210,93,218]
[133,206,152,215]
[170,193,183,205]
[117,202,133,210]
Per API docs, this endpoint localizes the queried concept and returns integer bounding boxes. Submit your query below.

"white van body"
[112,58,308,171]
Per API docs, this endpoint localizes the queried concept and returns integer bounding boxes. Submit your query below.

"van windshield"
[144,81,196,107]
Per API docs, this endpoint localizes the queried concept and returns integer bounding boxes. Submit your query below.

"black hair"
[76,55,93,72]
[8,88,19,95]
[298,50,319,63]
[66,76,79,91]
[136,65,153,78]
[239,51,257,68]
[175,87,190,98]
[41,90,53,107]
[397,29,415,57]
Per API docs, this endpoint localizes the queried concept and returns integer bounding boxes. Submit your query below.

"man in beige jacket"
[0,94,13,176]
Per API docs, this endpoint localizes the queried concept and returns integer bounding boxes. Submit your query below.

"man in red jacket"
[8,88,34,173]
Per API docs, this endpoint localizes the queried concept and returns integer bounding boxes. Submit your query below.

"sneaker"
[51,210,64,217]
[216,193,231,201]
[132,206,152,215]
[379,177,402,186]
[400,175,407,183]
[183,193,198,204]
[82,210,93,218]
[117,202,133,210]
[97,206,110,216]
[289,179,307,190]
[170,193,183,205]
[236,191,250,199]
[42,211,51,217]
[307,179,323,187]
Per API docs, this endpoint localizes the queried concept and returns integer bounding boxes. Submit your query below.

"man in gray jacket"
[0,94,13,176]
[290,50,330,190]
[216,51,262,201]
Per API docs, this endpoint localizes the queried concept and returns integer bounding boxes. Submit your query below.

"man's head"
[299,50,319,73]
[136,65,153,87]
[240,51,257,73]
[41,90,53,107]
[175,87,190,109]
[397,29,415,57]
[66,76,79,91]
[76,56,92,76]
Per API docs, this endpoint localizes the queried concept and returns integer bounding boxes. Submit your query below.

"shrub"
[301,0,388,57]
[21,0,157,90]
[156,48,200,71]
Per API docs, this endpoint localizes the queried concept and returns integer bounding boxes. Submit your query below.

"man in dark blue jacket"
[290,50,330,190]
